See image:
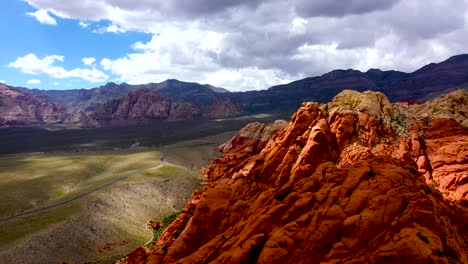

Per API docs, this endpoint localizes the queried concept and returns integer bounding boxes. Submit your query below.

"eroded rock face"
[405,89,468,127]
[92,89,174,121]
[124,90,468,264]
[218,120,288,153]
[0,84,94,127]
[91,89,241,123]
[205,120,287,183]
[424,118,468,201]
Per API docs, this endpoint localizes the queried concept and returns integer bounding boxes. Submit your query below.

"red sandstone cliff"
[0,84,94,127]
[124,89,468,264]
[91,89,241,123]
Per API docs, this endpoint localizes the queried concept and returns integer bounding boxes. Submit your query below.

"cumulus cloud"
[27,79,41,84]
[99,26,298,90]
[21,0,468,90]
[82,57,96,66]
[0,80,5,83]
[10,53,108,82]
[26,9,57,25]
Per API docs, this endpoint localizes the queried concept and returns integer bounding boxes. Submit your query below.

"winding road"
[0,153,166,223]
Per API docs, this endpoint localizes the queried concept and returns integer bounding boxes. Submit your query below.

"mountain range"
[2,54,468,127]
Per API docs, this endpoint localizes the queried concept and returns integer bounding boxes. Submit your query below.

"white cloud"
[27,79,41,84]
[79,21,89,28]
[95,24,128,33]
[50,82,60,86]
[26,9,57,25]
[10,53,108,83]
[82,57,96,66]
[290,18,308,35]
[99,25,298,90]
[0,80,5,83]
[22,0,468,90]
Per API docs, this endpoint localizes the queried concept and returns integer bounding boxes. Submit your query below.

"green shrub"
[145,212,180,248]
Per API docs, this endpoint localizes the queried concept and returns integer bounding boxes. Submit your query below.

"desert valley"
[1,1,468,263]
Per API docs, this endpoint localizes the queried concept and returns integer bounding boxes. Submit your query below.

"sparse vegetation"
[0,145,203,263]
[0,149,161,218]
[382,105,411,138]
[0,117,279,155]
[421,179,441,194]
[145,212,180,248]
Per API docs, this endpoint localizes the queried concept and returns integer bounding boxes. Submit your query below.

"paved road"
[0,155,165,223]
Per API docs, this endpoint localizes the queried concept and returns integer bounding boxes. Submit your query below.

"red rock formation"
[0,84,94,127]
[201,97,242,119]
[206,120,287,183]
[91,89,241,123]
[423,118,468,200]
[91,89,174,121]
[124,90,468,264]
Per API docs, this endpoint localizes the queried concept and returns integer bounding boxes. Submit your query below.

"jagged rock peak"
[122,89,468,264]
[218,120,288,153]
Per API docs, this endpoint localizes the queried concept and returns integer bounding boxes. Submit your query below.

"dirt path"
[0,154,165,223]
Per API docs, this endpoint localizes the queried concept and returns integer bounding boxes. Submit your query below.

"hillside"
[91,89,241,125]
[19,79,230,112]
[122,89,468,263]
[0,84,94,127]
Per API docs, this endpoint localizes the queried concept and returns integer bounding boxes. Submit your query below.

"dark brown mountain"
[91,89,241,124]
[222,54,468,114]
[0,84,94,127]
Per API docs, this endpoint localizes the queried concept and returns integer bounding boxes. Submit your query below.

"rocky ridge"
[123,89,468,264]
[19,79,230,112]
[91,89,241,123]
[10,54,468,117]
[0,84,94,127]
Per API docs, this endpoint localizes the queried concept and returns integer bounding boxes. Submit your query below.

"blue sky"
[0,1,151,89]
[1,0,467,91]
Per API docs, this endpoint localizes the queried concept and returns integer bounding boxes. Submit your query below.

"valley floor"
[0,130,235,264]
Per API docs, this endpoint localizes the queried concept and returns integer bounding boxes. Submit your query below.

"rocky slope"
[91,89,241,124]
[20,79,230,112]
[0,84,94,127]
[123,89,468,264]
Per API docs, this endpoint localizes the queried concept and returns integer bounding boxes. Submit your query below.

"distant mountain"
[0,84,94,127]
[19,79,230,112]
[4,54,468,127]
[91,89,241,125]
[222,54,468,113]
